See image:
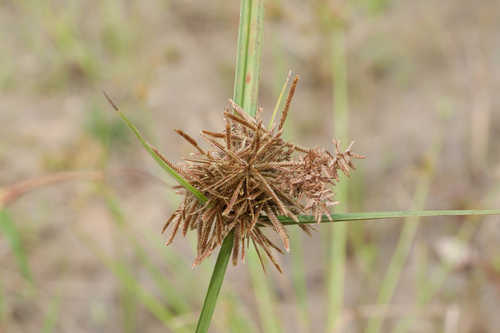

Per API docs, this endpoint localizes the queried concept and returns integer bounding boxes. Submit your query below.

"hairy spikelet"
[162,78,364,271]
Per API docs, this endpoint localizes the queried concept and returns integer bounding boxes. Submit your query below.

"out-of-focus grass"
[0,45,14,91]
[12,0,143,92]
[272,50,311,329]
[85,103,131,153]
[99,0,135,56]
[42,295,60,333]
[348,171,377,276]
[0,280,5,327]
[365,133,441,333]
[147,228,205,303]
[289,229,310,330]
[221,294,256,333]
[247,247,282,333]
[83,106,200,331]
[101,188,191,314]
[392,137,499,332]
[306,1,354,329]
[0,209,33,284]
[75,226,192,333]
[358,0,392,14]
[394,200,498,333]
[327,23,350,333]
[86,102,138,332]
[19,0,100,87]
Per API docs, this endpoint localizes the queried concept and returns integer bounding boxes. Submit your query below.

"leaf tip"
[102,90,119,112]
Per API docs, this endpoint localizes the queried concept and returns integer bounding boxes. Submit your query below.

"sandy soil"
[1,0,499,332]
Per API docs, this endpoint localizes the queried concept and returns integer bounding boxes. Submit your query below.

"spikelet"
[162,76,364,271]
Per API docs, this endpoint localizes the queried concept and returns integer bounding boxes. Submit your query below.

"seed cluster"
[162,77,364,271]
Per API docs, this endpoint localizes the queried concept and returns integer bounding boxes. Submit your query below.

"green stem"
[195,234,234,333]
[196,1,264,332]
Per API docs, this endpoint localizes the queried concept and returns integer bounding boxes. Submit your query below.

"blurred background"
[1,0,499,332]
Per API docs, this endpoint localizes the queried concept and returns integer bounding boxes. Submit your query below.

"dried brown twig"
[163,77,364,271]
[0,171,103,208]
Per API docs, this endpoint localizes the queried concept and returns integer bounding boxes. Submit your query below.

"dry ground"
[1,0,499,332]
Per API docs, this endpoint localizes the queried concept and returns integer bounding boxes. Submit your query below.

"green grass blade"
[327,24,350,333]
[0,209,32,283]
[195,233,234,333]
[276,210,500,225]
[104,92,207,204]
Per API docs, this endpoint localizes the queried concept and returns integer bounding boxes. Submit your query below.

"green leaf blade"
[106,97,207,204]
[277,210,500,225]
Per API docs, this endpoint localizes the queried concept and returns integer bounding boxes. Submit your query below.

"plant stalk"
[195,234,234,333]
[195,1,264,332]
[327,24,349,333]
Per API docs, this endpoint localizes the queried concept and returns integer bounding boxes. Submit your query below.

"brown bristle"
[278,75,299,131]
[175,129,205,155]
[159,84,363,272]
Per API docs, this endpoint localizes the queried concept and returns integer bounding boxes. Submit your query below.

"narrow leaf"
[268,70,292,130]
[103,91,207,204]
[276,210,500,225]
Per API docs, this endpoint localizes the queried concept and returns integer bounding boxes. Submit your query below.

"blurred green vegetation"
[1,0,499,332]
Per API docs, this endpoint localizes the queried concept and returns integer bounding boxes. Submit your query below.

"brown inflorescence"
[161,76,364,271]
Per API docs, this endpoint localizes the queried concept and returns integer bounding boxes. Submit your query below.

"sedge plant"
[104,1,500,332]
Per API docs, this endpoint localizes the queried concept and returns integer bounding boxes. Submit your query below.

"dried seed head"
[162,80,364,271]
